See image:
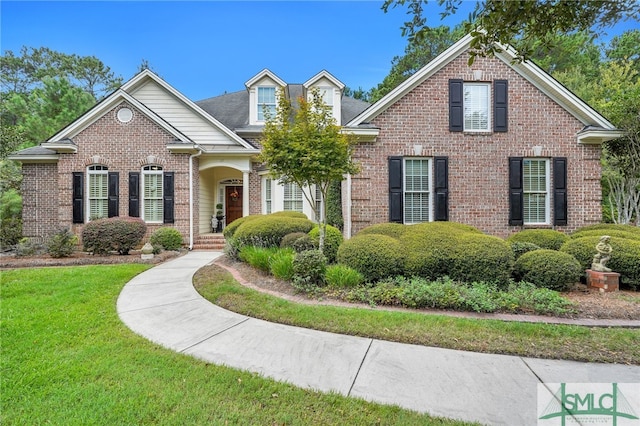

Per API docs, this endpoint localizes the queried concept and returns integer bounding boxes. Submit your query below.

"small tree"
[260,88,359,250]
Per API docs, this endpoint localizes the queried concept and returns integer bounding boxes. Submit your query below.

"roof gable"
[303,70,345,90]
[347,34,617,132]
[244,69,286,89]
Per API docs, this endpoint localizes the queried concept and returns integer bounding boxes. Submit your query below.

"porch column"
[242,171,249,217]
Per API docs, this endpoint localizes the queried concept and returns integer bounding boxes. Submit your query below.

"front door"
[225,186,243,225]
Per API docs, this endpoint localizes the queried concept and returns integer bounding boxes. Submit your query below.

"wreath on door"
[229,189,239,201]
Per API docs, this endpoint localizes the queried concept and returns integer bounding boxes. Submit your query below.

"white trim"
[402,157,433,224]
[463,82,491,132]
[122,69,256,150]
[523,158,551,225]
[244,68,287,88]
[48,89,191,143]
[303,70,345,90]
[577,129,625,145]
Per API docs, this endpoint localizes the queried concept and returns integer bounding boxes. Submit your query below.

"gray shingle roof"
[195,85,370,130]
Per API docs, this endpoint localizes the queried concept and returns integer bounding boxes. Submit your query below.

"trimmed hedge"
[308,225,343,263]
[232,214,314,248]
[222,215,261,239]
[337,234,405,282]
[356,222,407,239]
[510,241,541,259]
[280,232,314,252]
[506,229,569,250]
[572,223,640,238]
[570,228,640,242]
[82,217,146,255]
[150,227,183,251]
[560,236,640,290]
[514,249,582,291]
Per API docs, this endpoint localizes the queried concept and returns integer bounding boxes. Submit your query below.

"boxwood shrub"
[510,241,541,259]
[356,222,407,239]
[82,217,146,255]
[292,249,327,290]
[506,229,568,250]
[280,232,314,252]
[560,236,640,290]
[233,214,314,248]
[572,223,640,238]
[447,234,514,286]
[308,224,343,263]
[222,214,261,239]
[149,227,183,251]
[337,234,405,282]
[514,249,582,291]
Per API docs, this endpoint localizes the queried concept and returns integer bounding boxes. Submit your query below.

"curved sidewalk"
[117,251,640,425]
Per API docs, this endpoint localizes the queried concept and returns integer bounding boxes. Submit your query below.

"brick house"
[10,34,621,246]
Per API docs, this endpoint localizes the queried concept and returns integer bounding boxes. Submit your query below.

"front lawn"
[1,265,464,425]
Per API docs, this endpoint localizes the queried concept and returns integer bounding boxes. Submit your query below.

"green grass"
[194,265,640,365]
[1,265,467,425]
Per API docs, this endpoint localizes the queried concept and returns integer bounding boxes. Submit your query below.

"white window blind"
[283,182,303,212]
[523,159,549,224]
[464,83,490,131]
[264,178,272,214]
[404,158,430,224]
[142,165,163,223]
[88,165,108,220]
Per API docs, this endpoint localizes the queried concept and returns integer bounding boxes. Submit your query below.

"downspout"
[189,144,203,250]
[344,174,352,239]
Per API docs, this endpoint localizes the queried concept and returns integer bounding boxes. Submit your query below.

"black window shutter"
[449,79,464,132]
[108,172,119,218]
[553,157,568,226]
[433,156,449,221]
[388,157,403,223]
[163,172,175,224]
[494,80,508,132]
[129,172,140,217]
[72,172,84,224]
[509,157,524,225]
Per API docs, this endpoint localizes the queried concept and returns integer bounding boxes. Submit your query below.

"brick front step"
[193,233,226,251]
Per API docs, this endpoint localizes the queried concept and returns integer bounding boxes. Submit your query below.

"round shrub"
[223,215,261,239]
[401,227,459,280]
[570,227,640,242]
[82,217,146,255]
[150,227,183,251]
[447,234,514,286]
[233,215,314,248]
[47,228,78,258]
[292,249,327,289]
[0,217,22,248]
[514,249,582,291]
[280,232,312,250]
[506,229,568,250]
[356,222,407,239]
[572,223,640,238]
[510,241,541,259]
[325,264,364,288]
[337,234,405,282]
[270,211,309,219]
[561,236,640,290]
[308,225,343,263]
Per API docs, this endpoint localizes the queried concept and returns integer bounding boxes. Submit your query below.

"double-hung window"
[264,178,272,214]
[88,165,108,220]
[142,165,163,223]
[257,87,276,121]
[523,159,550,224]
[404,158,431,224]
[283,182,303,212]
[464,83,490,131]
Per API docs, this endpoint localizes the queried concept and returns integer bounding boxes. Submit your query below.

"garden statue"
[591,235,612,272]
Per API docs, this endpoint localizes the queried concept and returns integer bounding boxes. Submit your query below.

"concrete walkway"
[117,251,640,425]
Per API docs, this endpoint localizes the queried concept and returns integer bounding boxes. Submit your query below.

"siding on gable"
[350,51,603,238]
[129,80,237,146]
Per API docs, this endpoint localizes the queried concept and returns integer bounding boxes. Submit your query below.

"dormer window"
[257,86,276,121]
[318,87,333,108]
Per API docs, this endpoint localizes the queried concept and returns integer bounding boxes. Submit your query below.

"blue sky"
[2,1,638,101]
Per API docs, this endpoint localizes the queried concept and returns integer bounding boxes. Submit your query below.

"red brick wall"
[21,163,59,238]
[53,102,193,243]
[350,52,603,238]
